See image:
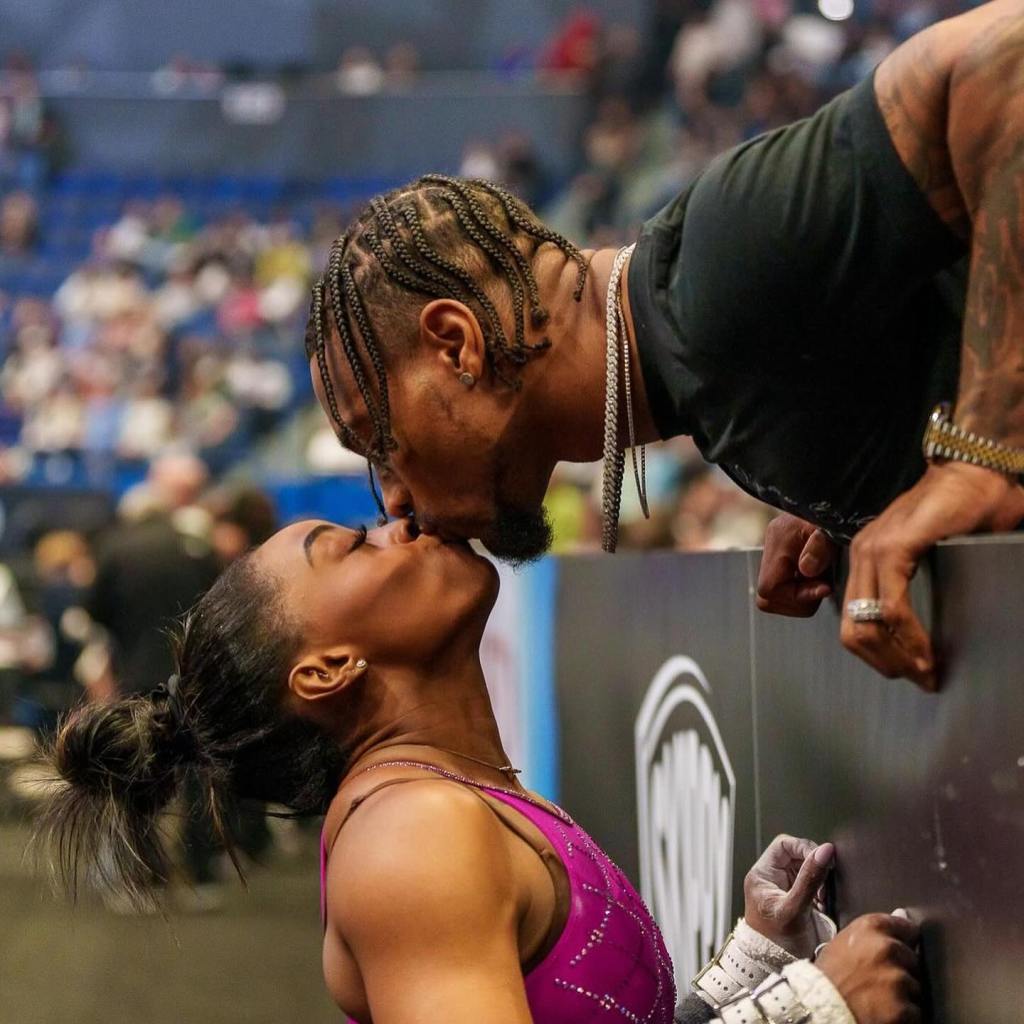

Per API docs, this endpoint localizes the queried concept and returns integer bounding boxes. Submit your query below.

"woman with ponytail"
[40,519,918,1024]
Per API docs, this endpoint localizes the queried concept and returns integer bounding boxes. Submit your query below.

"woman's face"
[252,517,499,669]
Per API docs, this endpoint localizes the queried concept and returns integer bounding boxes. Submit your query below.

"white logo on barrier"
[635,656,736,995]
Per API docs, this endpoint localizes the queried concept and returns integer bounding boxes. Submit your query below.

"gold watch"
[922,403,1024,480]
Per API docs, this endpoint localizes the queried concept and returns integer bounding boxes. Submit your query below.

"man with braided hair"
[307,1,1024,689]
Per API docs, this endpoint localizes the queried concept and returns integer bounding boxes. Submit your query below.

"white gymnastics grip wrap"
[710,962,854,1024]
[693,912,837,1008]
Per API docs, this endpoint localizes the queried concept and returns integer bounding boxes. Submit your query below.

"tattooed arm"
[877,0,1024,446]
[840,3,1024,688]
[947,7,1024,449]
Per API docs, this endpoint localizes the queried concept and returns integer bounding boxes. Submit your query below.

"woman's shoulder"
[324,775,519,938]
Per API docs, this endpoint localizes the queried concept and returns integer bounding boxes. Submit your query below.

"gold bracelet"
[922,404,1024,479]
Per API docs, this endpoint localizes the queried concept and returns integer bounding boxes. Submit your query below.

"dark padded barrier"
[554,537,1024,1023]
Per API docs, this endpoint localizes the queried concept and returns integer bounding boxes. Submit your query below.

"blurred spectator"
[151,54,224,96]
[459,140,501,182]
[498,132,547,208]
[669,0,763,111]
[0,53,60,186]
[336,46,385,96]
[384,42,421,87]
[117,374,175,459]
[540,10,602,80]
[671,466,773,551]
[584,97,639,172]
[0,190,37,256]
[206,483,277,566]
[12,530,95,736]
[86,452,216,696]
[592,23,644,104]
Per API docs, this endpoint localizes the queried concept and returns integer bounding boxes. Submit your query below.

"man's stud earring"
[458,371,476,388]
[355,659,368,670]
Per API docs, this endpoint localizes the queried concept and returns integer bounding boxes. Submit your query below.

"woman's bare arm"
[326,781,534,1024]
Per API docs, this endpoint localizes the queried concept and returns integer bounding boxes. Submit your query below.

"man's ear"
[419,298,487,383]
[288,647,369,703]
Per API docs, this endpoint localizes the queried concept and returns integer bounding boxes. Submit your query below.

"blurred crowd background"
[0,0,975,894]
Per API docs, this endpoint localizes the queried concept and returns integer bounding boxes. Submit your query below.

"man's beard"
[479,503,553,569]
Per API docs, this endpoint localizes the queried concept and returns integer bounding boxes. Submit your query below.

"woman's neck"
[336,660,521,791]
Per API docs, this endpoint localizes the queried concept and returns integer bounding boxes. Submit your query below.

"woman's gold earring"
[458,371,476,388]
[355,659,368,670]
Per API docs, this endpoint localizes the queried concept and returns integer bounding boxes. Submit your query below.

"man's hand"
[743,834,834,956]
[756,514,839,617]
[842,462,1024,690]
[815,913,921,1024]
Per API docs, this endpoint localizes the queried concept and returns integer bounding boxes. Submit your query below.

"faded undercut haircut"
[305,174,590,515]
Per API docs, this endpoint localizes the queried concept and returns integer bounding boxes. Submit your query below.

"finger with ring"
[846,598,886,623]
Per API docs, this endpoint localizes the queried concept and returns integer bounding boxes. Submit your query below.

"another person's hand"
[842,462,1024,689]
[743,834,834,956]
[815,913,921,1024]
[756,514,838,617]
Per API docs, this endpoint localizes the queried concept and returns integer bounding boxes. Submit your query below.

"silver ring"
[846,598,885,623]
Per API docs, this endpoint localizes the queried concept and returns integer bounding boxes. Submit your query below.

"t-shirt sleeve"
[661,72,964,362]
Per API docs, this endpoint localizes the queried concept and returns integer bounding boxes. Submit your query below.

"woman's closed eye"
[303,523,368,566]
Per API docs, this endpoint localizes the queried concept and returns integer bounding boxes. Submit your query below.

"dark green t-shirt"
[627,71,967,541]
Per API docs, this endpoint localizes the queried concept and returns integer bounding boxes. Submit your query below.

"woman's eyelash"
[352,525,368,550]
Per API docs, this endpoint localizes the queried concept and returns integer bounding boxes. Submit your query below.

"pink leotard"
[320,762,676,1024]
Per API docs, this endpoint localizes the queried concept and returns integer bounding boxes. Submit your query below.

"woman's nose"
[368,517,419,546]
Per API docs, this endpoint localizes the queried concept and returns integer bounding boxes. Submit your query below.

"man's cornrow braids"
[325,239,389,462]
[311,277,387,515]
[369,197,505,350]
[321,240,390,518]
[310,278,359,454]
[438,191,531,356]
[420,174,548,329]
[362,229,448,302]
[433,188,553,363]
[340,260,395,455]
[370,199,518,389]
[467,178,590,302]
[397,203,525,388]
[310,277,385,515]
[368,199,499,348]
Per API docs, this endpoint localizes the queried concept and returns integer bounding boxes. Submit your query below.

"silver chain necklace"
[601,243,648,553]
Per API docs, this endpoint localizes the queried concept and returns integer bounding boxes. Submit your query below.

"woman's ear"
[288,648,369,703]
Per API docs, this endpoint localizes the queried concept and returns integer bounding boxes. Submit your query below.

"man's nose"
[381,477,414,520]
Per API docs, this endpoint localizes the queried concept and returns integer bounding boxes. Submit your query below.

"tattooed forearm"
[873,2,1024,448]
[948,8,1024,447]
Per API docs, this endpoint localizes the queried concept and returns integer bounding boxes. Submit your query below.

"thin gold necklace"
[346,741,521,781]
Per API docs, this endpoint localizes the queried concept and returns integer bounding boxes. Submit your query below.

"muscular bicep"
[875,0,1024,239]
[327,784,534,1024]
[874,23,965,237]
